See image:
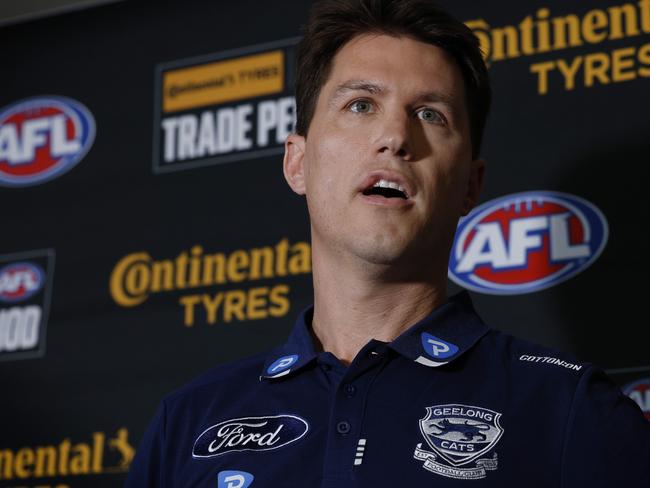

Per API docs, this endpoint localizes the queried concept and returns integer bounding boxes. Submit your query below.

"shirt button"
[336,421,351,435]
[344,384,356,397]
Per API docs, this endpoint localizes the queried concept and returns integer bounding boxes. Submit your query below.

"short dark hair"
[295,0,491,159]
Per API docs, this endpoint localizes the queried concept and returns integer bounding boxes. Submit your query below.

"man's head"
[294,0,490,160]
[283,0,491,281]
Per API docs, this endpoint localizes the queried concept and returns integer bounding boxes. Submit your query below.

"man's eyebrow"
[329,80,386,105]
[414,90,456,109]
[329,79,458,113]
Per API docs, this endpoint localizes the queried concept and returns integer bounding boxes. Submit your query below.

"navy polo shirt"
[125,292,650,487]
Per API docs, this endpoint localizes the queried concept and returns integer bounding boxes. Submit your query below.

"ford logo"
[192,414,309,458]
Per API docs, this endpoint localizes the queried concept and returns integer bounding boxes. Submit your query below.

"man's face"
[284,34,483,276]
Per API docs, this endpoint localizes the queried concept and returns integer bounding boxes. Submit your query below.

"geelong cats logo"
[414,404,503,480]
[193,414,309,458]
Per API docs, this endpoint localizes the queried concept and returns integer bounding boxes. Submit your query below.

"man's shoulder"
[485,328,586,370]
[478,327,595,389]
[474,328,635,417]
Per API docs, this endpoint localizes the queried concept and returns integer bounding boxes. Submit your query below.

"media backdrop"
[1,0,649,486]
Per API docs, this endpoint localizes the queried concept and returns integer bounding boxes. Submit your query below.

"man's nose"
[374,111,413,160]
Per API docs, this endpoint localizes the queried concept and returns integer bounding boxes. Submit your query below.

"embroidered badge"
[266,355,299,377]
[421,333,459,359]
[193,414,309,458]
[414,404,503,480]
[415,333,459,367]
[218,470,254,488]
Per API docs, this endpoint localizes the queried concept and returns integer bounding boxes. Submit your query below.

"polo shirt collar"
[260,307,318,380]
[387,291,490,367]
[260,291,489,380]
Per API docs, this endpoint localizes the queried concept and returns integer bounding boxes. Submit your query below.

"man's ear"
[283,133,306,196]
[462,158,485,216]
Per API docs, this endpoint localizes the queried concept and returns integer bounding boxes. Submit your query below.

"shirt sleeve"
[124,401,167,488]
[561,367,650,487]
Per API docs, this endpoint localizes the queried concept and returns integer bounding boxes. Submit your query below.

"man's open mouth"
[362,179,409,199]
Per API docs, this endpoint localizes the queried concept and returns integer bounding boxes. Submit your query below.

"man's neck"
[310,242,447,366]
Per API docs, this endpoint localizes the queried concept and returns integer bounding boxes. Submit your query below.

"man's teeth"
[373,179,408,196]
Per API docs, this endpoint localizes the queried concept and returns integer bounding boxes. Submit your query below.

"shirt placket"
[320,341,388,488]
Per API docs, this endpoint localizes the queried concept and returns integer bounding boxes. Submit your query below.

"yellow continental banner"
[465,1,650,64]
[109,239,310,327]
[163,50,284,113]
[0,428,133,481]
[464,1,650,94]
[109,239,310,308]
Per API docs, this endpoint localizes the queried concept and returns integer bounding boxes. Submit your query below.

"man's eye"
[349,100,374,113]
[417,108,445,124]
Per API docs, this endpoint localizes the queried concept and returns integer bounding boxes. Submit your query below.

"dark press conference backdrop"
[1,0,649,486]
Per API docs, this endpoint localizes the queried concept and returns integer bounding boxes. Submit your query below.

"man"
[125,0,650,486]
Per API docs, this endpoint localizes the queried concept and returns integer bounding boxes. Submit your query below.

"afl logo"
[624,379,650,421]
[0,96,95,187]
[448,191,608,295]
[0,262,45,302]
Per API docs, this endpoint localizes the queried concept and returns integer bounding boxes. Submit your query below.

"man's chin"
[313,225,429,269]
[350,239,414,267]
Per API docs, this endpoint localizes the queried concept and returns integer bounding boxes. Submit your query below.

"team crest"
[414,404,503,480]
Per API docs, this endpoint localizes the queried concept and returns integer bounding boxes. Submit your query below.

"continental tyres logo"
[153,38,298,173]
[0,427,134,485]
[466,0,650,94]
[110,238,310,327]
